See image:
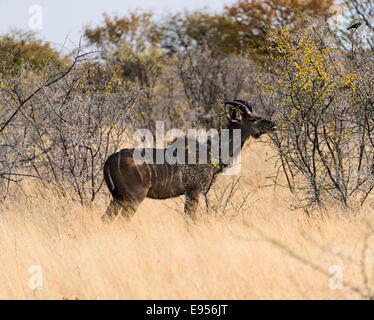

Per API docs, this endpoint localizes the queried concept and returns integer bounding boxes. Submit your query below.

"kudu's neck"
[207,122,250,174]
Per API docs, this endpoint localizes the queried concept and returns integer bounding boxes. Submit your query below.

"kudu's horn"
[224,101,240,107]
[234,99,253,113]
[224,101,245,111]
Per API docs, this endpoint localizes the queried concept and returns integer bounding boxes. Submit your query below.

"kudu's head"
[225,100,276,139]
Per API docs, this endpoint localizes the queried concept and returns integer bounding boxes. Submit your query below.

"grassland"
[1,138,373,299]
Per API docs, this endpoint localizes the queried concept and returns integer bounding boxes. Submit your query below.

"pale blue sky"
[0,0,236,50]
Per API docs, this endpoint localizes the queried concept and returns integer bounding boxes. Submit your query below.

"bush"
[0,50,138,203]
[260,23,374,207]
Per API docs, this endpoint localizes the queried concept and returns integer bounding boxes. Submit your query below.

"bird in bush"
[347,21,362,30]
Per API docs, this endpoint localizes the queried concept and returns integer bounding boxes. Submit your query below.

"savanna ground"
[1,137,373,300]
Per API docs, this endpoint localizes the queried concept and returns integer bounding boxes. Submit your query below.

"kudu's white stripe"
[145,162,152,183]
[169,165,175,185]
[164,164,169,186]
[151,165,158,185]
[179,169,183,186]
[117,151,121,169]
[106,168,115,191]
[134,164,144,185]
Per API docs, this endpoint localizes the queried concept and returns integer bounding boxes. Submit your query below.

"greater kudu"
[102,100,276,221]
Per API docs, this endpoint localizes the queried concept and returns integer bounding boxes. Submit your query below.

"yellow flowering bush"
[261,24,374,207]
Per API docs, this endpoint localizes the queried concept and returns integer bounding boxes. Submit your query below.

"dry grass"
[1,138,374,299]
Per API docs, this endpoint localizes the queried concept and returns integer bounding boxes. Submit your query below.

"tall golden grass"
[1,138,373,299]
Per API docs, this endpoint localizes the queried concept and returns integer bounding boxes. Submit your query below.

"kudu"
[102,100,276,221]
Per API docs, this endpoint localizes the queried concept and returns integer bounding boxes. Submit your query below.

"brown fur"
[102,102,275,221]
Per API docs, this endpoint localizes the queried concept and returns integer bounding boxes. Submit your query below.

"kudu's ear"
[225,102,242,123]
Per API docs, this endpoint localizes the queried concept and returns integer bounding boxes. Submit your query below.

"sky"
[0,0,236,50]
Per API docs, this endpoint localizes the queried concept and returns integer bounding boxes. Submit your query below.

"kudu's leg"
[102,191,146,222]
[119,182,151,220]
[119,200,139,220]
[102,199,123,223]
[184,190,200,220]
[102,197,140,222]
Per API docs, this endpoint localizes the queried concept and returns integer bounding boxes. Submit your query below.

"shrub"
[260,23,374,207]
